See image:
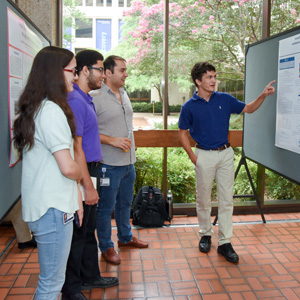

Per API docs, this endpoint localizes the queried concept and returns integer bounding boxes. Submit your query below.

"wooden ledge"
[134,129,243,148]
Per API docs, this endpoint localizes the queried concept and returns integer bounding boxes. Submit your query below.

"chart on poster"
[7,8,45,166]
[276,33,300,154]
[0,0,50,221]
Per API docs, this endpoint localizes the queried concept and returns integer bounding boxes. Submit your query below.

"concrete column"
[12,0,58,45]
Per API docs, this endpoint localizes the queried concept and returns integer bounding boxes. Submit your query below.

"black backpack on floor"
[132,186,171,227]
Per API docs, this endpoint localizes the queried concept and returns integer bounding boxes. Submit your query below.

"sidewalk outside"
[133,112,179,130]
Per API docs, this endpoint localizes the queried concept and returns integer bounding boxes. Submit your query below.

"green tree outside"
[112,0,299,99]
[63,0,90,48]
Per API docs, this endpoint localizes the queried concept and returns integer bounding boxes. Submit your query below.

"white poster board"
[7,7,44,166]
[276,33,300,154]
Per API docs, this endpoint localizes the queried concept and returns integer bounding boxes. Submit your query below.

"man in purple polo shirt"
[179,62,275,264]
[62,50,118,300]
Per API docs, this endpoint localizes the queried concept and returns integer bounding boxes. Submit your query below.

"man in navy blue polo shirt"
[179,62,275,263]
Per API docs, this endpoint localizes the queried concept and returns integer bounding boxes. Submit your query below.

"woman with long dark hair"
[13,46,82,300]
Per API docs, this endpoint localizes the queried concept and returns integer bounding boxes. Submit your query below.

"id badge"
[63,213,74,225]
[100,177,110,186]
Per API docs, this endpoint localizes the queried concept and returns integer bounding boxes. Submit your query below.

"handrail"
[133,129,300,215]
[134,129,243,148]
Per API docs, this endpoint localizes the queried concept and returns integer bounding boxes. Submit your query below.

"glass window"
[75,18,92,38]
[118,0,124,7]
[127,0,131,7]
[106,0,112,7]
[75,48,86,54]
[96,0,104,6]
[76,0,83,5]
[85,0,93,5]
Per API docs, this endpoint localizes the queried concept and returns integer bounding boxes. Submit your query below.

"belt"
[196,143,231,151]
[87,161,100,167]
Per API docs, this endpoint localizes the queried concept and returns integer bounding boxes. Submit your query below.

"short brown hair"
[104,55,126,73]
[191,62,216,87]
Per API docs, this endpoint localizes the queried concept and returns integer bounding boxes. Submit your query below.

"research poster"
[7,8,44,167]
[275,33,300,155]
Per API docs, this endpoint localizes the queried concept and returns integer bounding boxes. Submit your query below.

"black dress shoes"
[199,235,211,253]
[61,292,87,300]
[81,276,119,290]
[18,237,37,249]
[217,243,239,263]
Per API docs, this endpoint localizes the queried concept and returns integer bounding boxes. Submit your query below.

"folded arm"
[100,134,131,151]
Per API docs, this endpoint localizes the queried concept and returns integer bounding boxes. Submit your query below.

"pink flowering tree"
[114,0,300,97]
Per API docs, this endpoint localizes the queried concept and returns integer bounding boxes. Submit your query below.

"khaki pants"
[6,199,32,243]
[194,146,235,245]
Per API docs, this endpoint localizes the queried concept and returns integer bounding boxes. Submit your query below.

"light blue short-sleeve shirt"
[21,100,78,222]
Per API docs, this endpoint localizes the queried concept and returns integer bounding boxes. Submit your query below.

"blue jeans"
[97,164,136,252]
[28,208,73,300]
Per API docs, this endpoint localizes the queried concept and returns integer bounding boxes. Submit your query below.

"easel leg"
[213,155,266,225]
[244,159,266,223]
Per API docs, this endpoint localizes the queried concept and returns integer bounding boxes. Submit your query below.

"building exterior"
[65,0,192,105]
[151,83,190,106]
[66,0,130,54]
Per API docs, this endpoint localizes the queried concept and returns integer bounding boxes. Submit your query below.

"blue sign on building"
[64,27,72,51]
[96,19,111,52]
[119,19,125,43]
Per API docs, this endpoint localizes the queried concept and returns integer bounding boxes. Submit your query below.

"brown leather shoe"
[118,236,148,248]
[101,248,121,265]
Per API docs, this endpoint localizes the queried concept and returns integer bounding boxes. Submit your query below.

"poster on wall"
[275,33,300,155]
[7,7,44,167]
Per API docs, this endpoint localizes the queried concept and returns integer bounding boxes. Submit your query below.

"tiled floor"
[1,213,300,299]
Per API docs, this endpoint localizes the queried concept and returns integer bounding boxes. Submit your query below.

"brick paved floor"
[1,213,300,299]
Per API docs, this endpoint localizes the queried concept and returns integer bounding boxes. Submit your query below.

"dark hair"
[104,55,126,73]
[76,50,104,74]
[13,46,76,159]
[191,62,216,87]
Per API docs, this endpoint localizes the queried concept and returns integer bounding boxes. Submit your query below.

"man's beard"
[87,73,101,91]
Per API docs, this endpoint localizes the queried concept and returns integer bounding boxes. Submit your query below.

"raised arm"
[179,129,198,165]
[243,80,276,114]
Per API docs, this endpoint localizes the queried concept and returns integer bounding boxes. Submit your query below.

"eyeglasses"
[88,66,104,74]
[64,68,77,76]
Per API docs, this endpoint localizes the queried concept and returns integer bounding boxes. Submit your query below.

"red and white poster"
[7,8,44,167]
